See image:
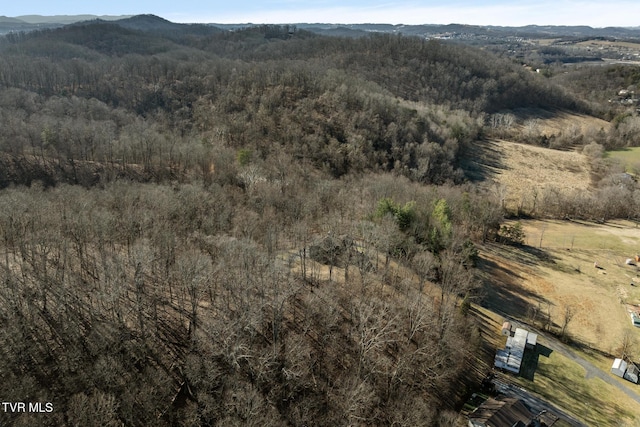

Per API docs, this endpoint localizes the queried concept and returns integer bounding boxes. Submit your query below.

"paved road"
[492,318,640,426]
[508,318,640,406]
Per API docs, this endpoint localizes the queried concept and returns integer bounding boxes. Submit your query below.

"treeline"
[509,143,640,221]
[0,23,597,188]
[552,64,640,108]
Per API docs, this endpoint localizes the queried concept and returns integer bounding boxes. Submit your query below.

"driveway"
[510,318,640,406]
[494,318,640,425]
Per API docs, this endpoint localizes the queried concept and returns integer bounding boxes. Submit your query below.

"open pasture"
[481,219,640,357]
[606,146,640,174]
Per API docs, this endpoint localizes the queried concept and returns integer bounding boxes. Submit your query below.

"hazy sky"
[6,0,640,27]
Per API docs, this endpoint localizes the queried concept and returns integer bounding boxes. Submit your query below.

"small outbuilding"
[624,363,640,384]
[630,312,640,327]
[611,358,640,384]
[612,358,628,378]
[525,332,538,349]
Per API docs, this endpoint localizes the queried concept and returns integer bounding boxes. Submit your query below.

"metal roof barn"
[494,327,534,374]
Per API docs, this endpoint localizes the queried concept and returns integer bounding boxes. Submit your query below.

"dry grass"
[513,108,610,137]
[523,219,640,253]
[489,219,640,352]
[477,139,592,212]
[476,220,640,425]
[576,39,640,50]
[472,110,610,212]
[469,112,640,424]
[532,38,562,47]
[512,345,640,426]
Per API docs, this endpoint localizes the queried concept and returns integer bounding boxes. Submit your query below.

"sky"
[5,0,640,27]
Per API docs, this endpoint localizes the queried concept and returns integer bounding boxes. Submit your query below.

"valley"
[0,14,640,426]
[467,131,640,425]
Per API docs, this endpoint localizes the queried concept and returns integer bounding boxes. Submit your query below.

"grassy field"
[475,218,640,425]
[472,139,592,213]
[469,114,611,214]
[488,219,640,351]
[512,343,640,426]
[468,132,640,424]
[576,39,640,51]
[471,304,640,426]
[606,147,640,174]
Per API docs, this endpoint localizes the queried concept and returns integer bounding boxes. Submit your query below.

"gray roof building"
[468,397,533,427]
[495,327,536,374]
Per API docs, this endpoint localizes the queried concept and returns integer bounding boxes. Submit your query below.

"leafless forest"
[0,16,638,426]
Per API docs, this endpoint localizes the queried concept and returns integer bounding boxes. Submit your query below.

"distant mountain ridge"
[110,14,223,36]
[0,14,218,36]
[0,15,132,35]
[0,16,27,24]
[292,23,640,39]
[16,14,131,24]
[2,14,640,40]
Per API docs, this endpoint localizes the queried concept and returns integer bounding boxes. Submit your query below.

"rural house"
[494,327,538,374]
[467,397,533,427]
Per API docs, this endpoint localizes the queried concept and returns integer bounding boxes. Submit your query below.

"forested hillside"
[0,17,614,426]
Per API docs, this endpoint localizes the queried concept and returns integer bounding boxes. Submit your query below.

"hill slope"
[0,19,628,427]
[465,138,592,213]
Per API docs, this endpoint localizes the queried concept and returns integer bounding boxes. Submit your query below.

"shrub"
[499,222,525,245]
